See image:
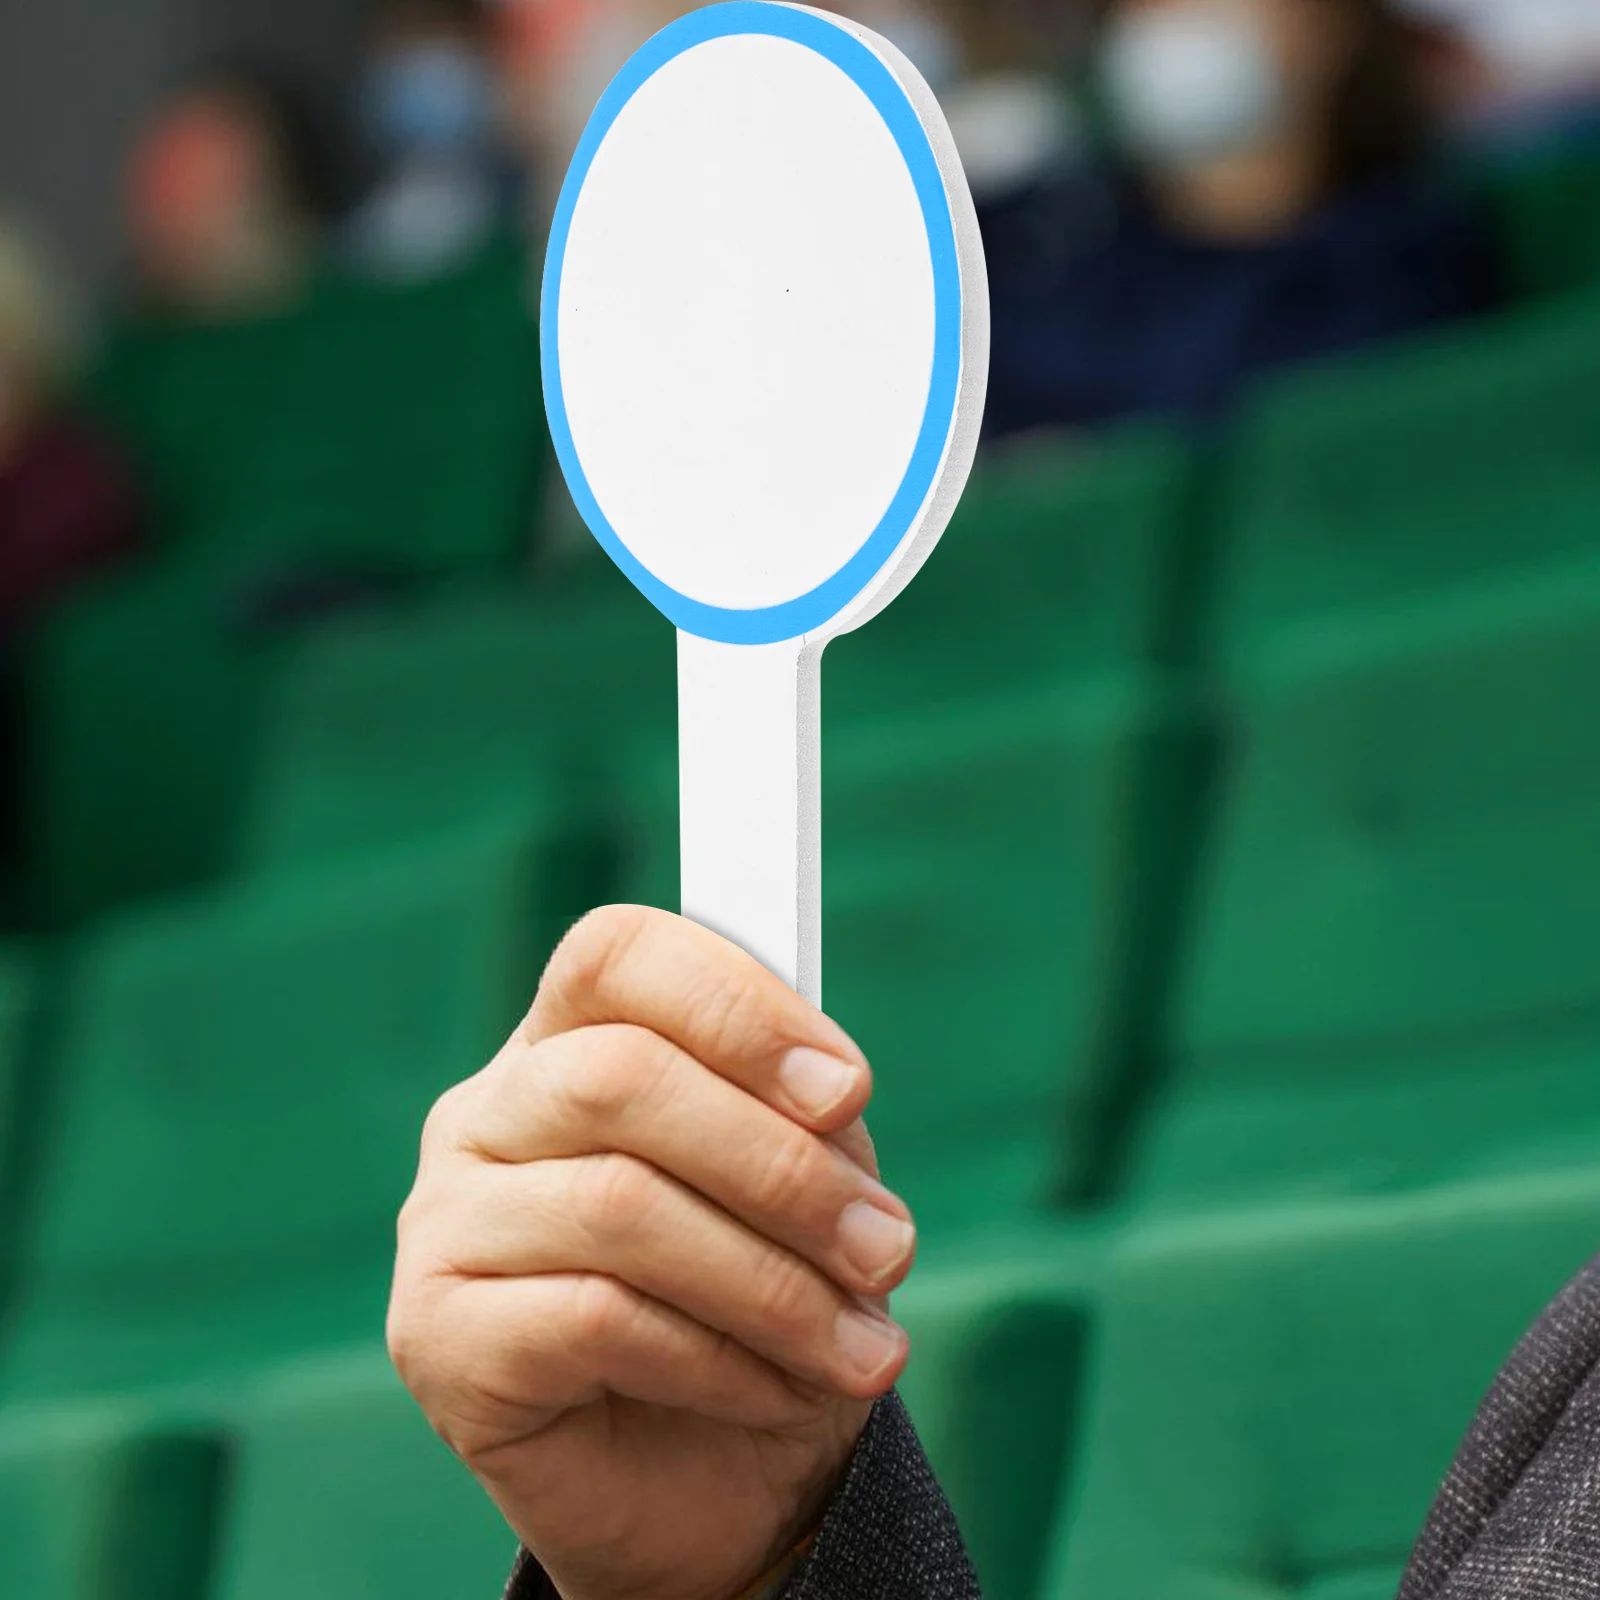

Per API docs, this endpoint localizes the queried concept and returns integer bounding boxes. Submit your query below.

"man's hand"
[388,906,916,1600]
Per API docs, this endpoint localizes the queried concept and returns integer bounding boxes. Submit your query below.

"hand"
[388,906,917,1600]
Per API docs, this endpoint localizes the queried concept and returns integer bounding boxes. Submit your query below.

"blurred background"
[4,0,1600,1595]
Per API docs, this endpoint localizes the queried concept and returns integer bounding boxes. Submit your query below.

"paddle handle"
[677,631,822,1006]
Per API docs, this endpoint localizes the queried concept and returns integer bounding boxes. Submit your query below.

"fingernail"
[779,1048,860,1119]
[837,1200,916,1287]
[834,1308,905,1384]
[816,1015,866,1065]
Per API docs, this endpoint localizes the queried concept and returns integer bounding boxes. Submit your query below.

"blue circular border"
[541,1,962,645]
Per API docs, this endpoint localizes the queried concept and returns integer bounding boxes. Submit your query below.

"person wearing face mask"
[979,0,1497,439]
[343,0,521,283]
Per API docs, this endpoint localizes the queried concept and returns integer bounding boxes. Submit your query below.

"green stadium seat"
[21,556,285,925]
[629,676,1211,1227]
[37,239,547,925]
[1219,295,1600,644]
[823,684,1205,1224]
[0,1402,222,1600]
[1043,1168,1600,1600]
[89,237,545,575]
[894,1223,1105,1600]
[1194,569,1600,1054]
[1128,562,1600,1204]
[1487,141,1600,303]
[247,581,673,898]
[0,824,546,1402]
[212,1348,515,1600]
[248,425,1191,888]
[828,425,1197,714]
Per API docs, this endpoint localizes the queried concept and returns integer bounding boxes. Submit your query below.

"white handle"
[677,630,822,1005]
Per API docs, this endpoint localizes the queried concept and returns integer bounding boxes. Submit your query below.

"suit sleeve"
[1399,1253,1600,1600]
[502,1390,983,1600]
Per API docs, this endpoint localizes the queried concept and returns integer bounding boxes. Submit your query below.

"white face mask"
[1101,4,1289,168]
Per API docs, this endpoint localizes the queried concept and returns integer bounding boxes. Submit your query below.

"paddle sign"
[543,1,989,1003]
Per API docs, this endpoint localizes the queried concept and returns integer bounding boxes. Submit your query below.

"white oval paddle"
[543,0,989,1002]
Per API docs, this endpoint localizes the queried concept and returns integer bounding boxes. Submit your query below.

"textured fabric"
[503,1391,981,1600]
[1400,1252,1600,1599]
[778,1391,981,1600]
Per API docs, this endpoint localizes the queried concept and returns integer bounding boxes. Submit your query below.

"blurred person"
[345,0,523,282]
[0,219,142,890]
[392,907,1600,1598]
[845,0,964,91]
[934,0,1100,76]
[981,0,1496,438]
[507,1,968,211]
[918,0,1101,263]
[0,222,141,636]
[502,0,701,206]
[127,65,332,317]
[1404,0,1600,120]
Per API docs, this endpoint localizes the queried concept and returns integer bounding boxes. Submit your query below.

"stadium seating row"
[6,1165,1597,1600]
[7,148,1600,1600]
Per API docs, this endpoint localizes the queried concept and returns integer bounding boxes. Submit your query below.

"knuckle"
[393,1170,456,1261]
[553,1029,656,1126]
[681,965,755,1062]
[567,1273,639,1350]
[748,1128,823,1221]
[418,1080,474,1160]
[394,1185,426,1247]
[541,905,656,1011]
[581,1151,661,1240]
[385,1287,428,1392]
[751,1249,823,1343]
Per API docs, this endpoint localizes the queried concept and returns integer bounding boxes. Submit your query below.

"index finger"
[524,905,871,1134]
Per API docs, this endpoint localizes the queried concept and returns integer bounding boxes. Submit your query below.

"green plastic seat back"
[90,239,544,574]
[628,678,1205,1227]
[0,1404,222,1600]
[1184,568,1600,1072]
[1129,1024,1600,1209]
[248,586,674,898]
[214,1350,513,1600]
[894,1225,1105,1600]
[1048,1170,1600,1600]
[1488,142,1600,303]
[22,558,279,924]
[5,827,541,1399]
[299,246,546,573]
[1221,295,1600,640]
[828,426,1193,716]
[824,686,1158,1226]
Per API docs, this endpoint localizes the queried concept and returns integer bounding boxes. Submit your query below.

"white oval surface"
[556,30,936,613]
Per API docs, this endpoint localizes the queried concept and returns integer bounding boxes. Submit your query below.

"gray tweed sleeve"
[1399,1252,1600,1600]
[503,1390,981,1599]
